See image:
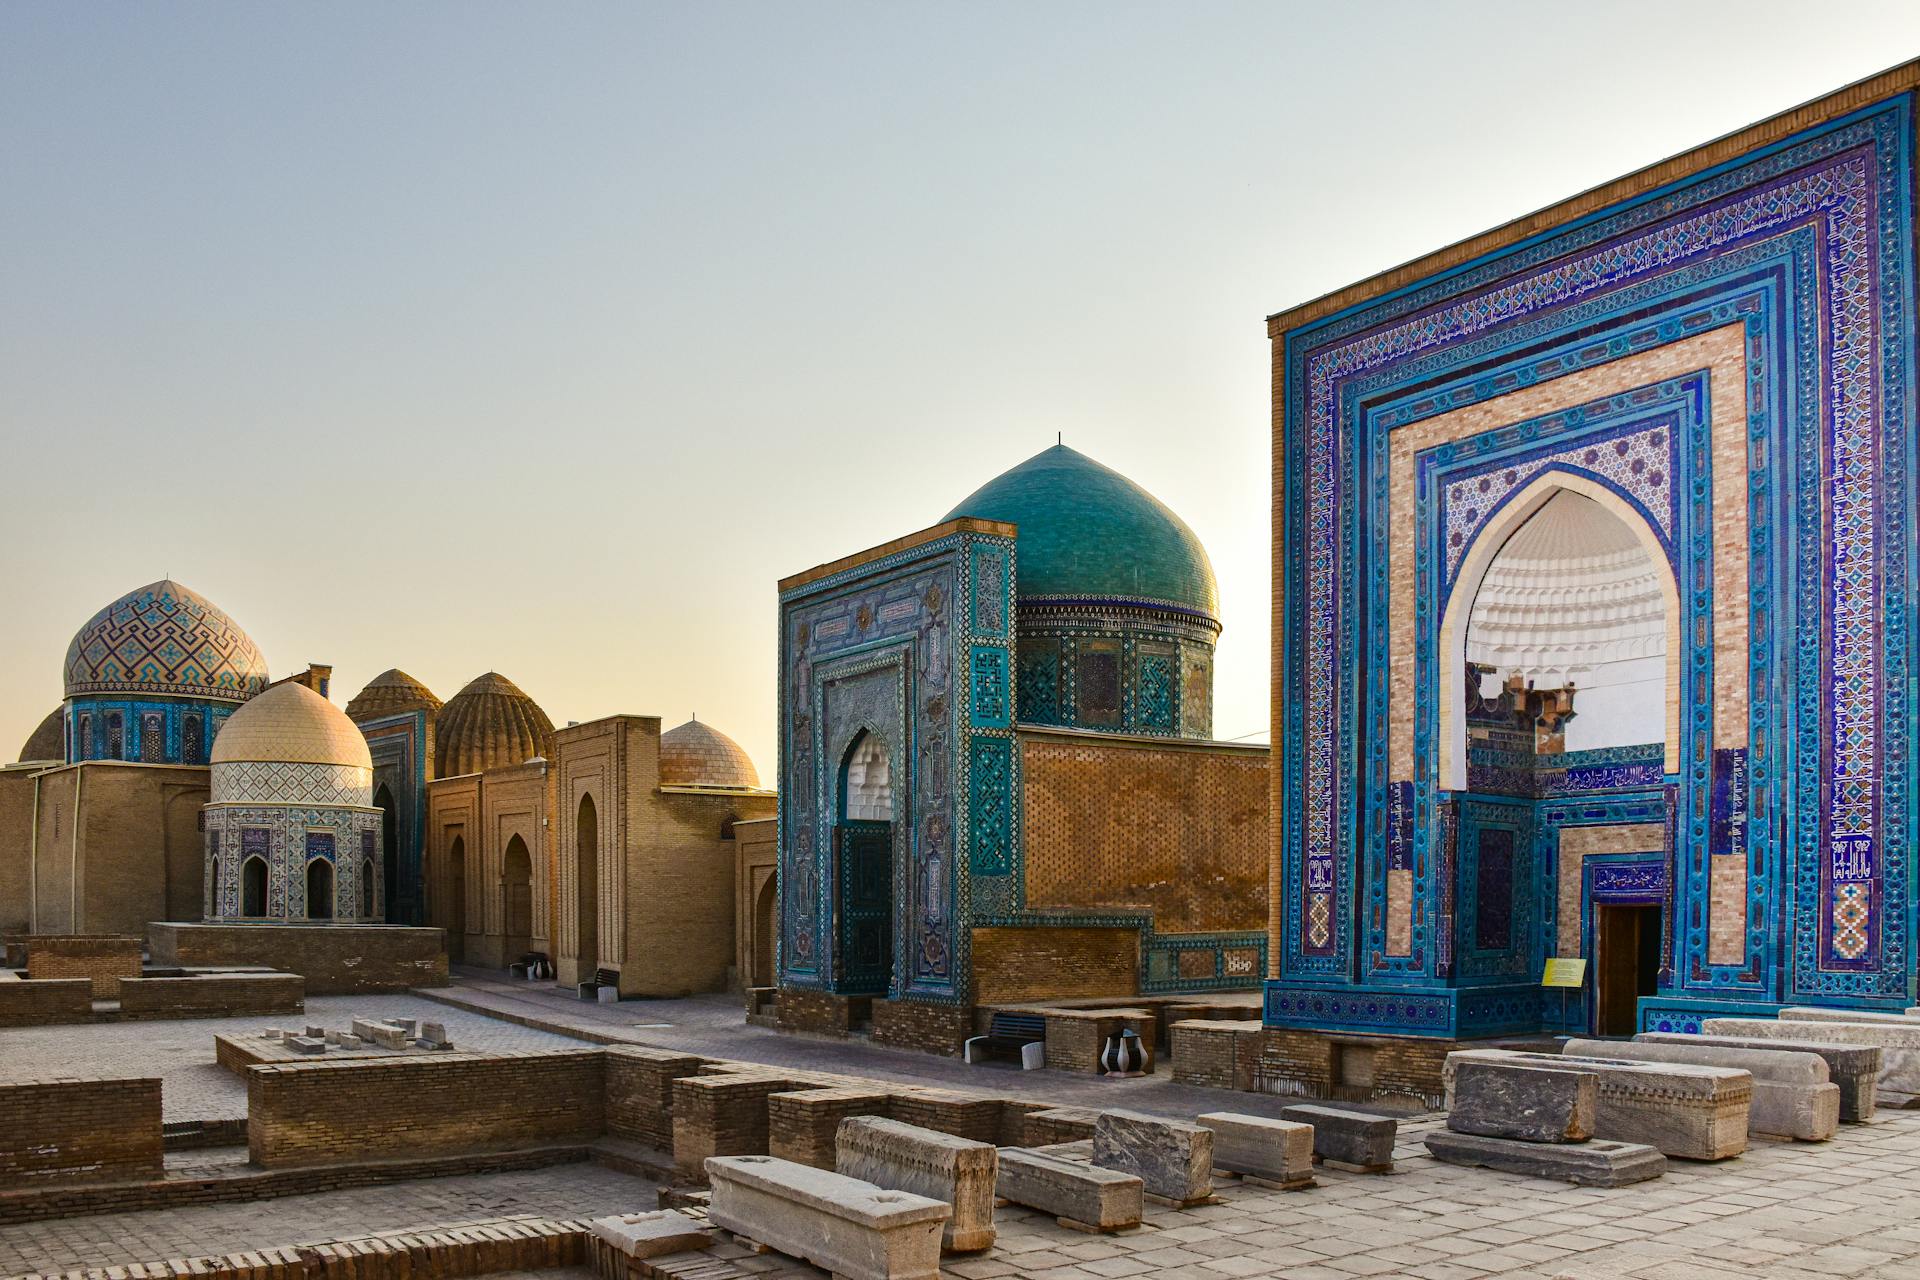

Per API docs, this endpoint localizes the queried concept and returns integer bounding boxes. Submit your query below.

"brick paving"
[0,993,584,1121]
[0,1163,652,1275]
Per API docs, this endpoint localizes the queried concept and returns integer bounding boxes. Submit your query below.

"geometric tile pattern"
[64,579,267,703]
[210,760,373,806]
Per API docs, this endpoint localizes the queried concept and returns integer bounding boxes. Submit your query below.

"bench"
[963,1012,1046,1069]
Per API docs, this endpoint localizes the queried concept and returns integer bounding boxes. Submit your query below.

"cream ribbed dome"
[435,672,554,777]
[659,718,761,789]
[211,682,373,769]
[1467,490,1666,684]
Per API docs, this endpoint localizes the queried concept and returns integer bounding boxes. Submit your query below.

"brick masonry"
[766,1087,891,1168]
[0,978,93,1027]
[26,934,142,998]
[0,1076,163,1188]
[970,927,1140,1003]
[606,1047,708,1152]
[870,996,972,1056]
[246,1049,606,1168]
[149,922,447,994]
[118,973,304,1020]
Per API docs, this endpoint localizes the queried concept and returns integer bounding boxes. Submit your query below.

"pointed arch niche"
[1439,471,1681,792]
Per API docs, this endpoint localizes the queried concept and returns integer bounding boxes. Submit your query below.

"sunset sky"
[4,2,1917,776]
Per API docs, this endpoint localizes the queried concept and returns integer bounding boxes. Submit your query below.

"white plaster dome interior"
[1466,489,1668,752]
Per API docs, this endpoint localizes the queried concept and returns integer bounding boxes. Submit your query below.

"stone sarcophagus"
[835,1116,997,1253]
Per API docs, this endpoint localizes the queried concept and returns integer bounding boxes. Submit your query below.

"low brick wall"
[670,1071,810,1174]
[0,1077,164,1187]
[26,934,143,998]
[247,1049,607,1168]
[886,1086,1004,1143]
[1042,1008,1157,1074]
[773,987,866,1036]
[870,996,972,1056]
[606,1046,709,1151]
[766,1087,890,1168]
[1170,1019,1261,1090]
[17,1214,585,1280]
[149,922,447,994]
[119,972,305,1020]
[0,977,94,1027]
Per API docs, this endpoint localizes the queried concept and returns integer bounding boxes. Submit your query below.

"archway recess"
[1439,473,1680,790]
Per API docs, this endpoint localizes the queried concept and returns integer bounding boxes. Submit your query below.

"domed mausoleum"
[659,718,762,789]
[17,708,64,764]
[63,579,269,765]
[435,672,554,777]
[202,682,382,921]
[943,444,1220,737]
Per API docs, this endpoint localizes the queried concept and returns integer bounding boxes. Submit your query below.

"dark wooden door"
[835,821,892,995]
[1595,904,1660,1035]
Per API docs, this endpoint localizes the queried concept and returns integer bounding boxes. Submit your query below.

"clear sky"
[4,3,1916,777]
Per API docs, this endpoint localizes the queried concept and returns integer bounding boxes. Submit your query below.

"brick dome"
[435,672,554,777]
[346,668,443,721]
[659,718,761,789]
[18,708,63,763]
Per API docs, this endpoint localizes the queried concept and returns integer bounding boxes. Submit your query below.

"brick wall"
[671,1071,812,1175]
[149,922,447,994]
[1241,1028,1451,1109]
[884,1087,1003,1143]
[1169,1019,1256,1090]
[605,1046,709,1151]
[766,1087,890,1168]
[27,934,143,997]
[246,1049,606,1168]
[0,977,93,1026]
[774,987,866,1035]
[870,997,971,1056]
[118,973,304,1020]
[1040,1009,1156,1075]
[970,926,1139,1003]
[0,1076,163,1186]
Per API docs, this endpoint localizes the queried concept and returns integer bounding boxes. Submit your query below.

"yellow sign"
[1542,958,1588,988]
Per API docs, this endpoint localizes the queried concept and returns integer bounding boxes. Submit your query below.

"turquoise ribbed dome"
[941,445,1219,622]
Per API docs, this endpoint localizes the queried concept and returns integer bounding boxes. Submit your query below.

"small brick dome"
[346,668,443,721]
[659,718,761,789]
[18,708,63,763]
[435,672,554,777]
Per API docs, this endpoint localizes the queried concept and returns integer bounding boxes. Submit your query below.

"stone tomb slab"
[1425,1130,1666,1187]
[994,1147,1143,1233]
[1091,1110,1214,1206]
[589,1210,714,1260]
[836,1115,997,1253]
[1639,1031,1879,1122]
[1569,1037,1838,1141]
[1195,1112,1314,1189]
[705,1155,948,1280]
[1447,1057,1596,1143]
[1278,1104,1396,1172]
[1444,1049,1750,1160]
[1704,1016,1920,1099]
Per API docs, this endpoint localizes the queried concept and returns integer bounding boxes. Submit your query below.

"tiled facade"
[1267,68,1920,1039]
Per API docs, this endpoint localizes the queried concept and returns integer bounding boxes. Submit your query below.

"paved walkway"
[0,1163,653,1276]
[423,974,1378,1122]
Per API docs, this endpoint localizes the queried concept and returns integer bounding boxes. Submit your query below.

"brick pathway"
[0,1163,653,1275]
[0,993,584,1121]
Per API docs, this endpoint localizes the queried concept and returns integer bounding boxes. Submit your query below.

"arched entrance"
[833,731,893,996]
[503,834,534,964]
[753,874,777,988]
[448,835,467,963]
[1451,483,1676,1036]
[242,856,267,917]
[306,859,335,921]
[575,793,599,977]
[374,783,398,923]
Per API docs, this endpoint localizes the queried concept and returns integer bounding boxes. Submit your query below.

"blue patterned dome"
[64,579,269,704]
[941,445,1219,622]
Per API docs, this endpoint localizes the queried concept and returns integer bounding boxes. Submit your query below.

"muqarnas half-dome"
[942,444,1219,624]
[346,668,443,721]
[659,718,762,789]
[65,579,269,703]
[435,672,555,777]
